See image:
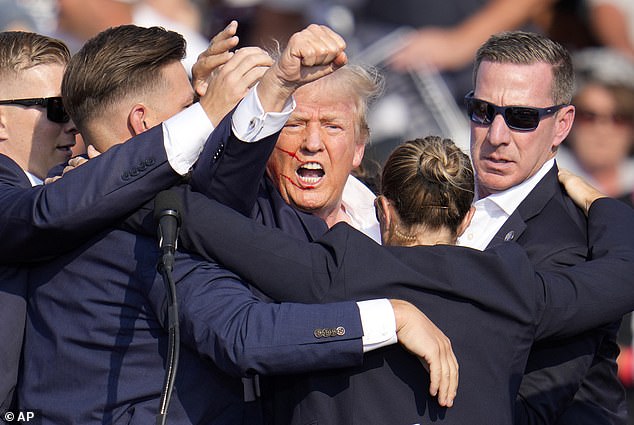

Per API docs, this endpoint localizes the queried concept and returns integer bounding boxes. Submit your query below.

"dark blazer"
[492,165,626,425]
[0,126,183,263]
[0,125,184,412]
[189,129,626,423]
[18,115,367,424]
[19,228,365,425]
[172,193,634,424]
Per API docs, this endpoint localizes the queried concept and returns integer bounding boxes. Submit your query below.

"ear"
[0,108,10,141]
[128,103,150,136]
[552,105,575,149]
[377,195,398,242]
[456,206,476,238]
[377,194,390,216]
[375,195,388,233]
[352,142,366,169]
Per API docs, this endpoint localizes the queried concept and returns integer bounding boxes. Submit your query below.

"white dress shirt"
[457,159,555,250]
[342,175,381,243]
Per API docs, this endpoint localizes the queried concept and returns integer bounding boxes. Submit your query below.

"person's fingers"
[437,335,458,407]
[192,21,241,95]
[426,343,441,399]
[86,145,101,159]
[291,25,346,67]
[219,47,273,77]
[437,335,451,406]
[205,47,272,98]
[240,66,270,90]
[202,20,239,57]
[447,340,459,407]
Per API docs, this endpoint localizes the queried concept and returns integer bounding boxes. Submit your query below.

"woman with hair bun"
[377,136,475,247]
[173,135,634,424]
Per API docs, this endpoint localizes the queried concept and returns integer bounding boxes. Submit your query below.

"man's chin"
[289,195,326,214]
[479,175,518,194]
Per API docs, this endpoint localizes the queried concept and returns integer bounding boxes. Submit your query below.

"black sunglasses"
[464,91,566,131]
[0,97,70,124]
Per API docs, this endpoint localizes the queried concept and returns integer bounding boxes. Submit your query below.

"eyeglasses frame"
[0,97,70,124]
[464,91,567,131]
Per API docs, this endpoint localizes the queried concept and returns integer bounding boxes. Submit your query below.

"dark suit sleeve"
[170,254,364,377]
[514,198,632,425]
[0,126,180,263]
[189,110,280,216]
[533,198,634,339]
[176,188,634,332]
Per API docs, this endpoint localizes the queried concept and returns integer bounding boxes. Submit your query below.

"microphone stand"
[156,248,180,425]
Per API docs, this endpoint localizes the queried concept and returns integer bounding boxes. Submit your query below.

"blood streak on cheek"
[276,147,305,164]
[276,147,314,189]
[281,174,314,190]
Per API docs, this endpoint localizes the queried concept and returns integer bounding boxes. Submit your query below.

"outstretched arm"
[190,24,348,214]
[174,183,634,339]
[172,256,457,407]
[0,127,178,263]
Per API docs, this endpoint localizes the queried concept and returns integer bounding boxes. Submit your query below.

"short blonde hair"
[0,31,69,79]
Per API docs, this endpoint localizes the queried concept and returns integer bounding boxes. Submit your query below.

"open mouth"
[296,162,325,185]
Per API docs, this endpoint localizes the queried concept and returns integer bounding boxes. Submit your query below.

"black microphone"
[154,190,182,271]
[153,190,183,425]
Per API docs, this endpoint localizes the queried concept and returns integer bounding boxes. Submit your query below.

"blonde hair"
[0,31,69,78]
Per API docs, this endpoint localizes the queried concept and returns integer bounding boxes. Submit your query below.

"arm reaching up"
[194,21,274,125]
[257,24,348,113]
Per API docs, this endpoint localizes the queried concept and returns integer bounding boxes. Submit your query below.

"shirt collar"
[25,170,43,186]
[341,174,381,243]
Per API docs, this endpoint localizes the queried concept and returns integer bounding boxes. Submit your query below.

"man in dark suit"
[457,31,625,424]
[0,28,259,413]
[18,24,457,424]
[141,155,634,424]
[182,30,629,424]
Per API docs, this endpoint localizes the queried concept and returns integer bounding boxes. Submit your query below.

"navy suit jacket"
[492,165,626,425]
[0,125,184,412]
[18,114,367,424]
[19,228,364,425]
[0,126,182,263]
[171,193,634,424]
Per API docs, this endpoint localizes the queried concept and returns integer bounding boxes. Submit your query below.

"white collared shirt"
[341,175,381,243]
[25,171,43,187]
[457,159,555,250]
[163,83,295,175]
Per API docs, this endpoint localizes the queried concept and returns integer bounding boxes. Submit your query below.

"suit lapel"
[487,165,560,249]
[0,154,32,188]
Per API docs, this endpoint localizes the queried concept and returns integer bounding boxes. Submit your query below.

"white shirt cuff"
[162,103,214,175]
[357,298,398,353]
[231,82,295,143]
